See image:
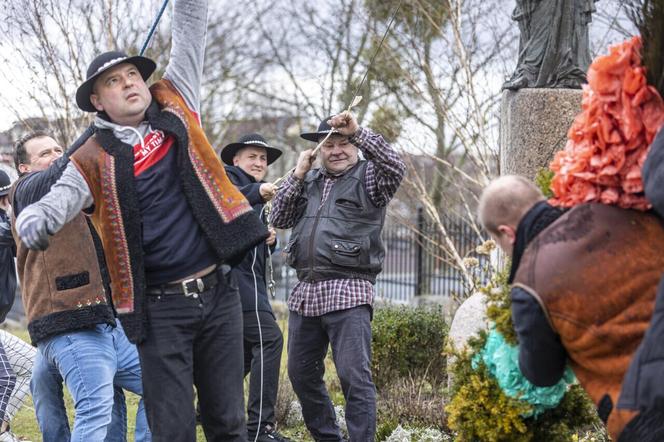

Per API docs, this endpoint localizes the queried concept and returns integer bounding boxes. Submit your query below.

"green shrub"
[372,305,448,389]
[530,384,605,441]
[446,331,530,442]
[375,417,400,441]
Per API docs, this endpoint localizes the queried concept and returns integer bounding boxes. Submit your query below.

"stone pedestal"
[500,88,583,179]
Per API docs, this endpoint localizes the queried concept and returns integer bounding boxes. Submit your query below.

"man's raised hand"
[328,111,359,138]
[260,183,278,202]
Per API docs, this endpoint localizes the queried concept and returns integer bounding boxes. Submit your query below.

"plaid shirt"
[271,127,405,316]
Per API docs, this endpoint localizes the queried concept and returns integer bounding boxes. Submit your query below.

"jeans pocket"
[38,334,75,371]
[220,265,238,290]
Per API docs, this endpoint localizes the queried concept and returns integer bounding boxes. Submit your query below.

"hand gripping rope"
[269,0,404,188]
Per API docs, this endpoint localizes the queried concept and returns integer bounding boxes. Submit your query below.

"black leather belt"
[145,267,219,298]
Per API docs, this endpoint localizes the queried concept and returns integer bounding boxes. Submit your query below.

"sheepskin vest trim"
[513,203,664,440]
[71,79,267,343]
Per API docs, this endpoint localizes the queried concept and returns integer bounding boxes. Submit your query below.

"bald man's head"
[478,175,545,255]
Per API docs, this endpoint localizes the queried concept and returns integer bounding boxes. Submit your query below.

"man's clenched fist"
[18,214,50,251]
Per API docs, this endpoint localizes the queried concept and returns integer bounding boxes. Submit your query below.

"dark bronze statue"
[503,0,598,90]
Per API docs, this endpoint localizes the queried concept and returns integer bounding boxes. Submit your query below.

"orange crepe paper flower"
[549,36,664,210]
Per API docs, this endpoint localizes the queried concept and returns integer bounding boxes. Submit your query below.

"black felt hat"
[76,51,156,112]
[220,133,283,166]
[0,170,11,197]
[300,116,340,142]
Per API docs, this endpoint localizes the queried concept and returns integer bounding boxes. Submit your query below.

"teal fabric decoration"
[472,328,576,417]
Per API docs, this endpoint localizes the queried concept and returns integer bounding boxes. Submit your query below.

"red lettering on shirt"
[133,130,174,176]
[131,109,200,177]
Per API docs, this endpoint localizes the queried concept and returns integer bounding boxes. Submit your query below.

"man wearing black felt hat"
[220,134,290,442]
[0,171,11,206]
[271,112,406,442]
[14,0,267,440]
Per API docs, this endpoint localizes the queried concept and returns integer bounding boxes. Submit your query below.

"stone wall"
[500,88,583,179]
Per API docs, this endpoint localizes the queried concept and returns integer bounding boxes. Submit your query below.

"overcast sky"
[0,0,636,134]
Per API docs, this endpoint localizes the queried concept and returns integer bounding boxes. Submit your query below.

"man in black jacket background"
[0,170,16,320]
[220,134,289,442]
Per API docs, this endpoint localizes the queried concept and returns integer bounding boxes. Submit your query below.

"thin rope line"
[270,2,404,189]
[140,0,171,56]
[349,0,404,103]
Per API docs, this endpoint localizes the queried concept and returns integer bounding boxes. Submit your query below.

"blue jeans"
[36,322,150,442]
[31,352,130,442]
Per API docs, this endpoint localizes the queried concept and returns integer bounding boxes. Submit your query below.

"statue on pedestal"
[503,0,598,90]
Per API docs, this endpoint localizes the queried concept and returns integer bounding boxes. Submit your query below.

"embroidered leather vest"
[71,79,267,343]
[11,178,113,344]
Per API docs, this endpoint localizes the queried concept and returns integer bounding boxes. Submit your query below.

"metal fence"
[272,208,490,304]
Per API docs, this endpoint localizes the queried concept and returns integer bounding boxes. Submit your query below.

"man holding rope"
[271,113,405,441]
[11,132,150,441]
[220,134,289,442]
[14,0,267,440]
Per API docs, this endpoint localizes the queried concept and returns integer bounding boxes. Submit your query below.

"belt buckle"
[181,277,204,298]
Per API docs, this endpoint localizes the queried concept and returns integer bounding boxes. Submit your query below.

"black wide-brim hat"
[76,50,157,112]
[220,133,283,166]
[300,116,340,142]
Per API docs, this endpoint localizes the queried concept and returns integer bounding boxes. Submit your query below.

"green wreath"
[446,268,606,442]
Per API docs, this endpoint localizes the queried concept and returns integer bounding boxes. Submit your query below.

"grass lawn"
[6,317,335,441]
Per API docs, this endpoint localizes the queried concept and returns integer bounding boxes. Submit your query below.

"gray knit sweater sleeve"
[163,0,209,113]
[15,162,93,235]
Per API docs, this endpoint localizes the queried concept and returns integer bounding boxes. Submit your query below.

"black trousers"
[243,311,284,436]
[288,305,376,442]
[138,268,246,442]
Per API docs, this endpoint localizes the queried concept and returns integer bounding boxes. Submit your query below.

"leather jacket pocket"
[330,239,362,267]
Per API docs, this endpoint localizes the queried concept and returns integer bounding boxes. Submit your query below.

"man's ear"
[90,94,104,112]
[18,164,30,174]
[497,224,517,245]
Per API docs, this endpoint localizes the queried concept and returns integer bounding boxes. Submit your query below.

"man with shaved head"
[477,175,545,256]
[479,174,664,441]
